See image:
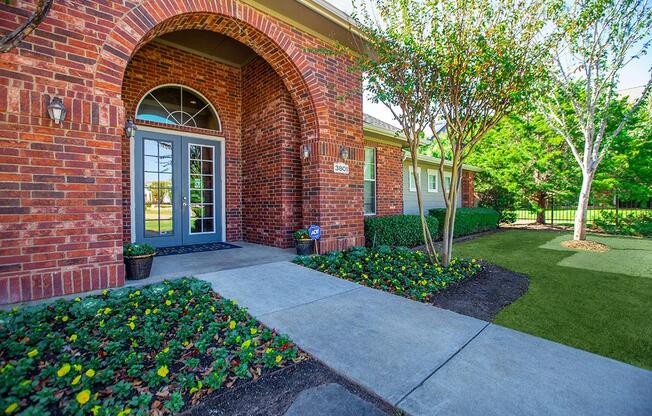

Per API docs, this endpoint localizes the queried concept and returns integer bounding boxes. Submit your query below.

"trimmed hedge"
[364,215,439,247]
[428,207,500,237]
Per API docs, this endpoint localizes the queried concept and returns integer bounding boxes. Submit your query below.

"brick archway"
[94,1,325,231]
[94,4,319,145]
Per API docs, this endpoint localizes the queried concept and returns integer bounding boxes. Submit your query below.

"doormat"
[155,242,241,257]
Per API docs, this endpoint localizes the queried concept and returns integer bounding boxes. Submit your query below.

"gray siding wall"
[402,161,461,214]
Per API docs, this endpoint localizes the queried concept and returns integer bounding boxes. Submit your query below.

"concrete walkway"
[198,261,652,416]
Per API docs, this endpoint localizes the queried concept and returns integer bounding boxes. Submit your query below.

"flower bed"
[0,278,303,415]
[294,246,482,301]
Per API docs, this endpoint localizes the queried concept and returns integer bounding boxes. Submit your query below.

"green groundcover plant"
[0,278,302,416]
[294,246,482,301]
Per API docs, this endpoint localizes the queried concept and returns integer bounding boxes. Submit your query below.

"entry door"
[134,130,222,247]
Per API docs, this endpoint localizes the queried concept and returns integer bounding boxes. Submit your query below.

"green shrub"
[294,246,481,301]
[123,243,156,257]
[594,210,652,237]
[364,215,439,247]
[428,207,500,237]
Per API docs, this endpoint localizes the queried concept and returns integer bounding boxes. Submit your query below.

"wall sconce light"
[46,96,67,124]
[339,145,349,160]
[124,118,137,139]
[301,144,311,160]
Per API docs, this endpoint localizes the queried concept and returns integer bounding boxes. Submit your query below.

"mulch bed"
[561,240,609,252]
[183,359,395,416]
[430,261,529,321]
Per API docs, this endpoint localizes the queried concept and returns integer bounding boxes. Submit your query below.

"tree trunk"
[573,171,594,240]
[410,150,438,264]
[441,165,462,266]
[535,191,546,224]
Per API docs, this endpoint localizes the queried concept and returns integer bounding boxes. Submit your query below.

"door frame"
[130,125,226,244]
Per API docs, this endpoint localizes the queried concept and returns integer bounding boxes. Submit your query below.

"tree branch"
[0,0,53,53]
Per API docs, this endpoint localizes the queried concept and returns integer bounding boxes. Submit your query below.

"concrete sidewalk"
[198,261,652,416]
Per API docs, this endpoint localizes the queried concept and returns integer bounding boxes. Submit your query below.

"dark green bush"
[594,210,652,237]
[428,207,500,237]
[364,215,439,247]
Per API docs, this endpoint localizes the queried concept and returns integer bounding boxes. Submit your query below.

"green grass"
[511,208,648,225]
[453,229,652,370]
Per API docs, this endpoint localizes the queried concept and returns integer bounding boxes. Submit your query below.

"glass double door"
[134,130,222,247]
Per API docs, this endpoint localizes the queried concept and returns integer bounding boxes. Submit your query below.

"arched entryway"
[120,24,306,248]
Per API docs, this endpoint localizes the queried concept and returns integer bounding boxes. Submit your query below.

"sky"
[325,0,652,127]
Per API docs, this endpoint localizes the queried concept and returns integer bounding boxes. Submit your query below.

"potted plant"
[123,243,156,280]
[294,229,313,255]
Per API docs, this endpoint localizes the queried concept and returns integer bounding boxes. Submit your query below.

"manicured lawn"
[0,278,302,415]
[454,229,652,370]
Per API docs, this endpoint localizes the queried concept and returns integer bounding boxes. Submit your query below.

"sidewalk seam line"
[394,321,491,407]
[258,287,364,317]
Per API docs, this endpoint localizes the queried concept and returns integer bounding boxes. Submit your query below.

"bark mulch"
[183,359,396,416]
[430,261,529,322]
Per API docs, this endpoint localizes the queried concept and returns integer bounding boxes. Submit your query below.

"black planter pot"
[124,254,155,280]
[296,239,313,255]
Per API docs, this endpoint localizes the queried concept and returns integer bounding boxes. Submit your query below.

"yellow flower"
[117,408,131,416]
[275,355,282,363]
[76,389,91,405]
[182,341,189,347]
[85,369,95,377]
[74,364,82,372]
[165,300,172,306]
[69,334,78,342]
[72,374,81,385]
[229,320,236,330]
[102,289,108,295]
[266,348,273,353]
[57,363,71,377]
[99,319,105,327]
[4,403,18,414]
[250,328,257,335]
[27,349,38,358]
[145,309,151,315]
[210,306,215,312]
[162,347,169,353]
[157,366,169,377]
[153,308,160,314]
[168,290,174,296]
[91,405,101,415]
[241,339,251,349]
[134,290,140,296]
[74,297,81,302]
[62,316,69,322]
[127,322,135,330]
[103,307,111,315]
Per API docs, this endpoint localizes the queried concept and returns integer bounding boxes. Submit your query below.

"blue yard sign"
[308,225,321,240]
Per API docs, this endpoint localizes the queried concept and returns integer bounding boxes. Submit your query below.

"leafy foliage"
[594,210,652,237]
[294,246,481,301]
[428,208,500,237]
[123,243,156,257]
[293,229,310,241]
[0,279,302,415]
[539,0,652,239]
[364,215,439,247]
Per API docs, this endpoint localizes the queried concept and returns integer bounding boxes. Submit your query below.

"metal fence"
[510,197,651,225]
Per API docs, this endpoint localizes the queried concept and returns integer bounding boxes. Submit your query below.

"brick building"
[0,0,475,304]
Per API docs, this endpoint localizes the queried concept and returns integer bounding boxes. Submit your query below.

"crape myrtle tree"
[351,0,441,263]
[425,0,551,265]
[540,0,652,240]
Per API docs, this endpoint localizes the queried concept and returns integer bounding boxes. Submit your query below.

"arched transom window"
[136,85,221,131]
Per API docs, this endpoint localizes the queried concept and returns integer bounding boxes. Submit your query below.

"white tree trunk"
[573,170,594,240]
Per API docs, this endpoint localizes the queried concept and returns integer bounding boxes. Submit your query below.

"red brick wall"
[0,0,364,304]
[241,57,302,248]
[364,140,403,216]
[462,171,476,207]
[121,41,242,243]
